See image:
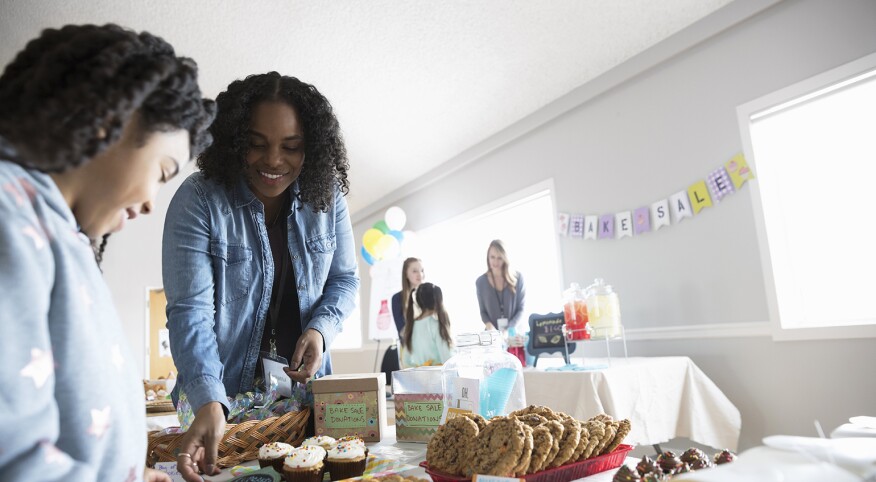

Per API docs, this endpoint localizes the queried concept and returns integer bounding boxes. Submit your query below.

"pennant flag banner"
[564,153,755,241]
[570,214,585,238]
[616,211,633,238]
[584,215,598,240]
[650,199,670,231]
[687,180,712,214]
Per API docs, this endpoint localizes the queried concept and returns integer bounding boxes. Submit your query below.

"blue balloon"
[361,246,375,265]
[388,230,404,243]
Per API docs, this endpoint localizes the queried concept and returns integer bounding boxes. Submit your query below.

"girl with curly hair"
[162,72,359,476]
[0,24,214,482]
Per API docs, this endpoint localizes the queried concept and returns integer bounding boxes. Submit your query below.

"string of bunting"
[557,153,755,239]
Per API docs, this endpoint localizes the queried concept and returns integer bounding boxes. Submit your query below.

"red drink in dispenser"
[563,283,590,340]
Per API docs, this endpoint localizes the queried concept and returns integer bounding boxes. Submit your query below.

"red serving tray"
[420,444,633,482]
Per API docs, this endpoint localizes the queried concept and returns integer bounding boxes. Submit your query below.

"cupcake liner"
[326,458,367,481]
[259,457,286,474]
[283,464,325,482]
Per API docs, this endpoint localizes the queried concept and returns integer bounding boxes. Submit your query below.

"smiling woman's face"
[71,118,189,238]
[245,101,305,206]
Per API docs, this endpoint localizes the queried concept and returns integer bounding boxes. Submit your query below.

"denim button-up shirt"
[162,172,359,413]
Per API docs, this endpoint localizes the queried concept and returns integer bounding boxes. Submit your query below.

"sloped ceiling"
[0,0,734,216]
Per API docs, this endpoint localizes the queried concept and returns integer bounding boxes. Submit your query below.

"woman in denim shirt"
[162,72,359,479]
[0,24,214,481]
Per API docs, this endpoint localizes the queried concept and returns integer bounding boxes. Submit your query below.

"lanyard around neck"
[489,271,505,317]
[267,220,290,358]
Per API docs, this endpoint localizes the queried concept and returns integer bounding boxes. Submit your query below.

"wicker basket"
[147,408,310,468]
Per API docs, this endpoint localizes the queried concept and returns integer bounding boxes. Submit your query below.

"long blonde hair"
[400,257,422,323]
[485,239,517,293]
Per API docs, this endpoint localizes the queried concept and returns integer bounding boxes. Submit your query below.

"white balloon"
[384,206,407,231]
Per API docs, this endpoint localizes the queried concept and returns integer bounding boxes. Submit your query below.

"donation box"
[312,372,387,442]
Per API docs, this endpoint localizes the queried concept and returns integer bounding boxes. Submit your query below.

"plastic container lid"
[588,278,615,296]
[455,330,501,348]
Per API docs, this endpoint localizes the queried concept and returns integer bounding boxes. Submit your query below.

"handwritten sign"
[325,403,367,429]
[527,312,575,366]
[403,401,443,427]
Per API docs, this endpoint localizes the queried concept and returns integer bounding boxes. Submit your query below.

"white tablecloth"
[522,357,741,450]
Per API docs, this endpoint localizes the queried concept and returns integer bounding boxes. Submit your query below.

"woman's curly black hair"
[0,24,216,172]
[198,72,349,213]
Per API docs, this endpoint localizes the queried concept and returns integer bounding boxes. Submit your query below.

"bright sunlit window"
[740,54,876,332]
[416,181,564,336]
[332,293,362,349]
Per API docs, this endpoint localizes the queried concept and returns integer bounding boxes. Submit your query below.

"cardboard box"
[392,366,444,443]
[312,372,387,442]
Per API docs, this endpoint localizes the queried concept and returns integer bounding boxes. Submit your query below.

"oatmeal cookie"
[547,417,582,468]
[512,423,534,477]
[527,424,554,474]
[468,416,526,476]
[426,416,479,475]
[604,419,631,454]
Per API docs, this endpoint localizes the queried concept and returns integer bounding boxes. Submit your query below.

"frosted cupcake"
[282,445,327,482]
[335,436,366,449]
[326,441,368,481]
[301,435,337,451]
[258,442,294,473]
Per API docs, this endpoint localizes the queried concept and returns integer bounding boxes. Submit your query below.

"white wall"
[346,0,876,450]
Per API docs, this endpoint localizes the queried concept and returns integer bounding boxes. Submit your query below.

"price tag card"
[473,475,524,482]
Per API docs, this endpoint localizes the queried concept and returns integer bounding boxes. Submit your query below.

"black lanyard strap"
[267,230,290,356]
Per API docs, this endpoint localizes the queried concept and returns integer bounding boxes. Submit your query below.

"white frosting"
[301,435,337,450]
[283,445,327,469]
[327,441,367,460]
[259,442,293,459]
[335,436,366,449]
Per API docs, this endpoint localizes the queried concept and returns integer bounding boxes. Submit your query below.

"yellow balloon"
[372,234,395,259]
[362,228,383,253]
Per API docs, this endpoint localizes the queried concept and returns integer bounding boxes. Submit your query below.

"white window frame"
[737,51,876,341]
[416,178,565,336]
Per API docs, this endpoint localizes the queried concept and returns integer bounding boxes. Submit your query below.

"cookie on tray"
[547,417,582,468]
[458,412,488,431]
[604,419,631,454]
[426,416,480,476]
[469,416,526,476]
[582,420,605,459]
[512,423,534,477]
[527,424,555,474]
[539,420,564,468]
[595,420,619,456]
[513,412,548,428]
[571,421,590,462]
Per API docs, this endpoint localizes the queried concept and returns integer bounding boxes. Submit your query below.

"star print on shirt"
[22,225,45,250]
[88,406,112,438]
[111,345,124,372]
[125,465,137,482]
[40,441,67,465]
[2,181,24,206]
[20,348,54,389]
[80,284,93,311]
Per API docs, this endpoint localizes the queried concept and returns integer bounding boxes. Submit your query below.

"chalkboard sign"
[527,312,575,367]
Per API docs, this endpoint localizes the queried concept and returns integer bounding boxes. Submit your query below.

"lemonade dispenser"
[586,278,622,338]
[562,282,590,340]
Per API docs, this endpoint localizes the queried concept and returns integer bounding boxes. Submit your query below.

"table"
[204,425,636,481]
[522,357,741,450]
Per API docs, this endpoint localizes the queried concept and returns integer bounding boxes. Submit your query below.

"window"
[738,52,876,337]
[416,181,564,336]
[332,293,362,349]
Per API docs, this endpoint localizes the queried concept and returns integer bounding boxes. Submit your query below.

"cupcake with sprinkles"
[336,435,366,449]
[282,445,327,482]
[301,435,337,451]
[325,440,368,480]
[257,442,294,473]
